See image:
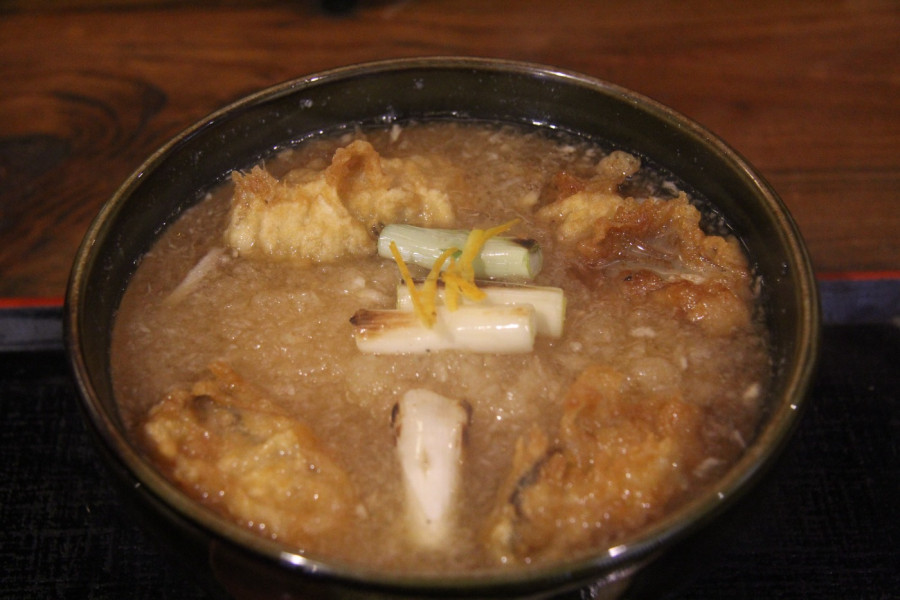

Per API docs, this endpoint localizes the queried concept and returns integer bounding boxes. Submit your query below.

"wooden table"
[1,0,898,300]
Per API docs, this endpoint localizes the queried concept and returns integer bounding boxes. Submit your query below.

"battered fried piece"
[140,362,365,551]
[486,365,708,565]
[535,150,640,243]
[647,278,753,336]
[578,193,753,335]
[325,140,457,229]
[539,156,755,336]
[224,139,456,263]
[575,193,748,280]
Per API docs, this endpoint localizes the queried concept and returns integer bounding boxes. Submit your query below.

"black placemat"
[1,324,897,599]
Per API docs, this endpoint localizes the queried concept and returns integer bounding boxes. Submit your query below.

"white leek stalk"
[392,389,470,547]
[396,280,566,338]
[377,224,543,280]
[350,305,536,354]
[164,247,227,305]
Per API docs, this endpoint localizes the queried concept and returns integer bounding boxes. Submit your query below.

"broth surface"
[111,122,770,573]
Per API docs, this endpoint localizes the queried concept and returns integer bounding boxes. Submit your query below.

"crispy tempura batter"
[486,365,710,564]
[535,150,640,243]
[538,159,753,335]
[141,362,364,550]
[577,193,753,335]
[326,140,457,229]
[225,139,456,262]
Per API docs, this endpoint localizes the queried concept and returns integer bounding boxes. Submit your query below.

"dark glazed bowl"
[66,57,820,599]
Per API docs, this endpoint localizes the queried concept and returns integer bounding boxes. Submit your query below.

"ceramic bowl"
[66,57,820,599]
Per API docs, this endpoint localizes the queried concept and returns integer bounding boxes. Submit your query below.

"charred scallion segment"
[354,219,559,353]
[350,305,536,354]
[397,279,566,338]
[392,389,471,547]
[377,222,543,281]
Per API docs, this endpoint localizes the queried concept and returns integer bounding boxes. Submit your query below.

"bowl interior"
[66,57,820,595]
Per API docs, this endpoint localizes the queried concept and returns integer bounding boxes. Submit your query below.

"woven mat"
[1,324,897,599]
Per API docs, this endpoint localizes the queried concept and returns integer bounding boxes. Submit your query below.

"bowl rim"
[65,56,821,594]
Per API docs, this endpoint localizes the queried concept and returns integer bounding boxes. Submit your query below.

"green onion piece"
[350,305,536,354]
[397,279,566,338]
[377,224,543,280]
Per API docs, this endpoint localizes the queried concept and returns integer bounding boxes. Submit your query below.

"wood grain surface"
[1,0,898,297]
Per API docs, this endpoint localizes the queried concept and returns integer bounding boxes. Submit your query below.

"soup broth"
[111,122,770,573]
